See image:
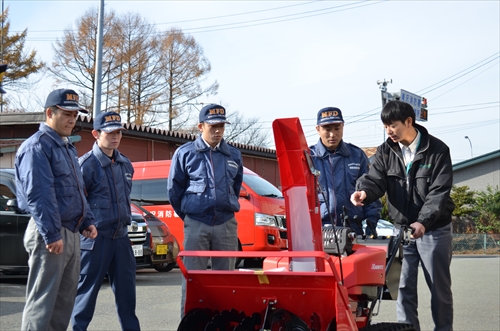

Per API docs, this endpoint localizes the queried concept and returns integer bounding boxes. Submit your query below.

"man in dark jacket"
[351,100,455,331]
[310,107,381,235]
[71,111,140,330]
[168,104,243,317]
[16,89,97,331]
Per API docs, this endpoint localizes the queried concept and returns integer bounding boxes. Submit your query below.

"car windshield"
[131,174,283,204]
[243,174,283,199]
[130,179,169,205]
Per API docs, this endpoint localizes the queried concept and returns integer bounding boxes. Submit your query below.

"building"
[452,149,500,192]
[0,112,281,187]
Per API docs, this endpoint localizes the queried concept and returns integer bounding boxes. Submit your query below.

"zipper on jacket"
[209,149,216,225]
[110,160,121,239]
[66,143,85,231]
[387,146,412,225]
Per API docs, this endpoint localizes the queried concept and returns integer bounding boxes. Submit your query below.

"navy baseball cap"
[44,88,89,113]
[317,107,344,126]
[199,104,231,124]
[93,111,127,132]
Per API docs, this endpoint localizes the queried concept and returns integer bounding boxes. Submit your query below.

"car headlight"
[255,213,277,227]
[152,236,166,245]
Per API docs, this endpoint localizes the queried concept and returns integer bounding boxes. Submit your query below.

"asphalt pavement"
[0,255,499,331]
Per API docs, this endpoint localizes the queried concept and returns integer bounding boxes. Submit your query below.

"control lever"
[342,206,351,228]
[402,226,415,245]
[353,215,365,240]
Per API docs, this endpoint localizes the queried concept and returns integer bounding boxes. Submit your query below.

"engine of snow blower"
[177,117,416,331]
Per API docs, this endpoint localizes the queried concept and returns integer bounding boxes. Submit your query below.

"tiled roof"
[361,147,377,158]
[77,113,277,155]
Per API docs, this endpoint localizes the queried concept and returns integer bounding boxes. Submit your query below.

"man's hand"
[350,191,367,206]
[46,239,63,254]
[410,222,426,239]
[82,225,98,239]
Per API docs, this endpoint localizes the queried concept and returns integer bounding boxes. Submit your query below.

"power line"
[155,1,322,25]
[23,0,386,41]
[175,1,385,34]
[416,52,499,95]
[17,1,321,34]
[336,52,500,130]
[430,61,499,101]
[431,101,499,110]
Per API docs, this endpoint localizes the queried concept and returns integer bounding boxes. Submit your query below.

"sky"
[5,0,500,164]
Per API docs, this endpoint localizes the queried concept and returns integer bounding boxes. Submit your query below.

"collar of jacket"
[194,135,232,156]
[39,123,71,147]
[92,141,126,167]
[314,139,350,158]
[385,123,430,158]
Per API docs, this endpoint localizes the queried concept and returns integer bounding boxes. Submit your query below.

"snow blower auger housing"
[177,118,416,331]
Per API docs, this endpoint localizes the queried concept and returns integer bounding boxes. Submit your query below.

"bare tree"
[49,7,119,110]
[44,10,270,148]
[158,28,218,131]
[107,13,165,126]
[179,108,271,147]
[224,111,271,147]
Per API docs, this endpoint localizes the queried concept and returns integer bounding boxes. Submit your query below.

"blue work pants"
[71,234,140,331]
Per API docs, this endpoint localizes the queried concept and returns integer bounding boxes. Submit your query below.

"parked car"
[130,160,288,267]
[130,203,179,272]
[0,169,29,275]
[362,219,396,239]
[0,168,178,274]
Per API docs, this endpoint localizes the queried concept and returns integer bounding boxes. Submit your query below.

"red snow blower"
[177,118,416,331]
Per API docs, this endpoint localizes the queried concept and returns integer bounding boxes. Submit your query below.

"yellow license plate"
[156,245,168,255]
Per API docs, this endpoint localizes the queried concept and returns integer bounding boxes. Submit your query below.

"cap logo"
[322,110,338,118]
[209,108,225,115]
[65,93,79,102]
[104,114,121,122]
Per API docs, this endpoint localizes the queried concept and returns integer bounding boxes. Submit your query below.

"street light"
[464,136,473,158]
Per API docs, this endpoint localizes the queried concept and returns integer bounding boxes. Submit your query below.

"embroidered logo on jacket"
[227,161,239,169]
[348,163,360,170]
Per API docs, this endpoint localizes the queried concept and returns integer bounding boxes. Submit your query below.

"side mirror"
[239,187,250,199]
[6,199,21,213]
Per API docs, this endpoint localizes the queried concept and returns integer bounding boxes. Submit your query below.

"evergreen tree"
[0,8,45,108]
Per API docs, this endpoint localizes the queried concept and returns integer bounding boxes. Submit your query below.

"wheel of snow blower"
[177,308,214,331]
[360,322,417,331]
[265,309,310,331]
[202,309,246,331]
[178,308,263,331]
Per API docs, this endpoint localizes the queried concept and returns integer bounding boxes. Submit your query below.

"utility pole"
[93,0,105,119]
[377,79,392,142]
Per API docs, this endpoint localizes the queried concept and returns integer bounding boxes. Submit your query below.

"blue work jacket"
[310,139,381,227]
[15,123,94,244]
[168,136,243,225]
[79,142,134,239]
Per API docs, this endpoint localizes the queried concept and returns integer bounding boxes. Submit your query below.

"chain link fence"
[452,234,500,254]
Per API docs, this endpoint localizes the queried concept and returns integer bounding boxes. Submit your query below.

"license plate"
[132,244,143,257]
[156,244,168,255]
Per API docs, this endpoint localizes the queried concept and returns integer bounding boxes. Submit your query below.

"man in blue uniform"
[310,107,381,235]
[168,104,243,317]
[16,88,97,331]
[71,111,140,331]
